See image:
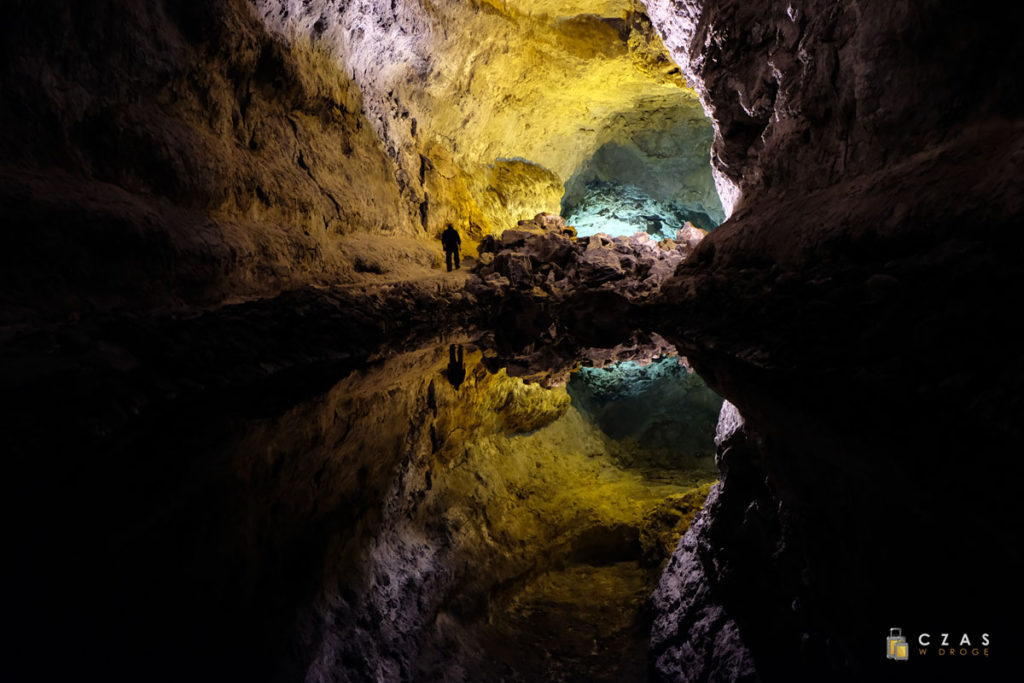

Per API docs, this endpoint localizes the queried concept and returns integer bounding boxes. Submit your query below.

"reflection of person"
[441,223,462,272]
[446,344,466,389]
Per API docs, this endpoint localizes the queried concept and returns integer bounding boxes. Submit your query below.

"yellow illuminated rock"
[255,0,704,238]
[220,341,716,678]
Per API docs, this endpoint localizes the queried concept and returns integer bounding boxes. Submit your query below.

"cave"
[2,1,1022,682]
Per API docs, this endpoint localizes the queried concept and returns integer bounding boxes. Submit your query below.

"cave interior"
[2,1,1022,682]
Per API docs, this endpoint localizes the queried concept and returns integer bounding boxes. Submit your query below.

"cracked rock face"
[565,180,717,238]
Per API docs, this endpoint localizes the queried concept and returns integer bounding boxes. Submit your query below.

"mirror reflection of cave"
[4,1,1020,682]
[363,342,723,681]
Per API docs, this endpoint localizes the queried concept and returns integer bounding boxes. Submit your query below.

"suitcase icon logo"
[887,627,909,660]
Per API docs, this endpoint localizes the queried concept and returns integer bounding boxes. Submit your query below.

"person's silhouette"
[446,344,466,389]
[441,223,462,272]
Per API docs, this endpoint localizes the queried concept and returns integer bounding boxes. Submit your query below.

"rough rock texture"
[301,345,718,683]
[568,356,723,465]
[645,0,1024,213]
[566,180,717,238]
[649,401,765,683]
[4,0,1022,681]
[253,0,707,236]
[562,103,725,230]
[471,211,706,303]
[1,0,719,322]
[0,0,434,318]
[643,0,1024,680]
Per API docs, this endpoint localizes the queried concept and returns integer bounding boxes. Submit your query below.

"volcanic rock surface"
[0,0,445,318]
[565,180,717,238]
[471,211,706,303]
[641,1,1024,680]
[253,0,709,238]
[562,104,725,231]
[1,0,1022,682]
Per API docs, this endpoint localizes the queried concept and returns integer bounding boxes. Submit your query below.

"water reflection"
[445,343,466,389]
[568,357,724,465]
[25,329,721,683]
[297,334,721,682]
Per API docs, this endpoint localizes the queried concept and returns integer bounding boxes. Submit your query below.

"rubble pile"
[470,213,706,301]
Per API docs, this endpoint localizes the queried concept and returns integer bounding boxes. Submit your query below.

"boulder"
[578,239,626,284]
[675,223,707,253]
[478,235,499,254]
[500,228,541,249]
[493,252,533,288]
[522,232,574,267]
[532,212,566,232]
[472,216,693,302]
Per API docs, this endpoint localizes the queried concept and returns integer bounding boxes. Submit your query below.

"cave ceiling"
[253,0,706,233]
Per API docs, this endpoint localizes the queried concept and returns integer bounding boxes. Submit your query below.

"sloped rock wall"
[2,0,718,320]
[0,0,431,318]
[644,0,1024,679]
[562,101,725,230]
[645,0,1024,210]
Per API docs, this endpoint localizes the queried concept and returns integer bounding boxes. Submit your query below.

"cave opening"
[567,356,724,462]
[560,102,726,239]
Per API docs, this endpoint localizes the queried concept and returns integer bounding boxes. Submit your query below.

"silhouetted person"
[446,344,466,389]
[441,223,462,271]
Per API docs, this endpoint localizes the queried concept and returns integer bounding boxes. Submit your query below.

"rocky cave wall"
[1,0,436,318]
[299,345,717,682]
[253,0,702,239]
[2,0,721,321]
[562,103,725,235]
[4,0,1022,680]
[642,0,1024,679]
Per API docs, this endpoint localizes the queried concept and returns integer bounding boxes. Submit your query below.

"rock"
[533,212,567,232]
[565,180,722,240]
[578,240,626,284]
[482,273,510,288]
[471,211,695,303]
[493,252,533,288]
[478,235,499,254]
[675,223,707,253]
[500,229,540,249]
[522,232,574,267]
[645,2,1024,680]
[714,401,744,448]
[642,256,681,287]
